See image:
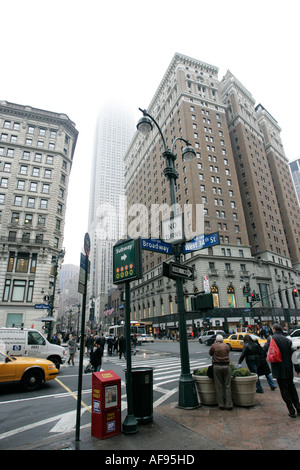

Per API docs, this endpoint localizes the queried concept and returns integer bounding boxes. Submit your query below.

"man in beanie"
[264,323,300,418]
[209,334,233,410]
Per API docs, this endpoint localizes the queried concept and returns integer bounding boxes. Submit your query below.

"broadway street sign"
[141,238,173,255]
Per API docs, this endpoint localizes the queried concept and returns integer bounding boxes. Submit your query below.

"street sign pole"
[75,233,90,442]
[122,281,138,434]
[113,237,141,434]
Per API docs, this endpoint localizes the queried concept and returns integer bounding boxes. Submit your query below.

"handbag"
[266,337,282,363]
[207,365,214,378]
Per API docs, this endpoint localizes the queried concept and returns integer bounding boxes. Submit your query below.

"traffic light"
[192,293,213,310]
[293,288,299,297]
[255,293,260,301]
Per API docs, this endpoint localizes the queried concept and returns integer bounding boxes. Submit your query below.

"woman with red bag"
[264,324,300,418]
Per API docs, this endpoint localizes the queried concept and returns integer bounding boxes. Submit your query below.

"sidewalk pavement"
[16,383,300,451]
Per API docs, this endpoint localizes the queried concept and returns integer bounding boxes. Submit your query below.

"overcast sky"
[2,0,299,265]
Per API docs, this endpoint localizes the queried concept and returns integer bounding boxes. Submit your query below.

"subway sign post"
[113,238,142,434]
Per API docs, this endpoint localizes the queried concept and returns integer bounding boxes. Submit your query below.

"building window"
[3,162,11,172]
[0,178,8,188]
[7,252,15,272]
[17,180,25,190]
[20,165,28,175]
[14,196,23,206]
[24,213,33,225]
[27,197,35,208]
[27,280,34,302]
[30,254,37,273]
[38,215,46,226]
[11,212,20,223]
[227,286,236,307]
[3,279,11,301]
[16,253,29,272]
[40,199,48,209]
[11,280,26,301]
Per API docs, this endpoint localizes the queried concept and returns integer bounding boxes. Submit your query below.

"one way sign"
[163,262,194,280]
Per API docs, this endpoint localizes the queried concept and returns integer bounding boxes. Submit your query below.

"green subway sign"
[113,238,143,284]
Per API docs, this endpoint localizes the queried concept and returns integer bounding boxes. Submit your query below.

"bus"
[108,321,154,344]
[108,324,124,337]
[131,321,154,343]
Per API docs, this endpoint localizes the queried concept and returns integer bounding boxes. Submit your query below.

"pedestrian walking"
[113,335,119,355]
[67,334,77,366]
[238,335,264,393]
[132,334,137,355]
[91,338,104,372]
[86,334,93,356]
[209,334,233,410]
[119,335,126,359]
[257,342,277,391]
[107,334,114,356]
[264,323,300,418]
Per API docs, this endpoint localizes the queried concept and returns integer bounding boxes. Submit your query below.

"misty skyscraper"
[88,103,135,296]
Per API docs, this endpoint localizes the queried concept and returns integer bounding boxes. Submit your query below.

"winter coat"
[91,345,103,368]
[257,346,271,377]
[68,338,77,354]
[263,331,296,379]
[119,336,126,352]
[238,341,261,365]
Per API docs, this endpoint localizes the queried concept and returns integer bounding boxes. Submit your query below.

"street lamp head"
[136,115,153,135]
[181,145,196,162]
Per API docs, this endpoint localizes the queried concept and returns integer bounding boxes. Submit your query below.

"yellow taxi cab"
[223,332,267,351]
[0,350,59,391]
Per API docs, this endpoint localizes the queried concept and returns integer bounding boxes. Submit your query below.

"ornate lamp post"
[137,108,199,408]
[47,249,65,341]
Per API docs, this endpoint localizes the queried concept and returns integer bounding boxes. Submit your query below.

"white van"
[0,327,66,370]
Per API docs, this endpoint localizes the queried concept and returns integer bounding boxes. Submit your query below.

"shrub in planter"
[231,367,252,378]
[193,364,257,407]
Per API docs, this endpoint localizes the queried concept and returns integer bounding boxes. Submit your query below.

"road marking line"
[55,378,91,413]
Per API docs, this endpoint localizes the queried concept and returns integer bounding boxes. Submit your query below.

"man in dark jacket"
[119,335,126,359]
[91,339,103,372]
[264,324,300,418]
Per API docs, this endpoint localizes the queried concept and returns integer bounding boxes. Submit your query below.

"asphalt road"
[0,340,241,449]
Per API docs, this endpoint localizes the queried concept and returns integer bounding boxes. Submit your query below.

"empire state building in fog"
[88,103,135,298]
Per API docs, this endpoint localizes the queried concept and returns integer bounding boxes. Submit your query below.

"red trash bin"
[91,370,121,439]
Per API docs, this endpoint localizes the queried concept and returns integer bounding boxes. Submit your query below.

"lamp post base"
[177,373,201,409]
[122,414,138,434]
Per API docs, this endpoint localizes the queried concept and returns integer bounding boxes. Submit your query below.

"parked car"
[199,330,227,344]
[223,332,266,350]
[0,350,59,391]
[287,329,300,349]
[204,331,229,346]
[141,334,154,343]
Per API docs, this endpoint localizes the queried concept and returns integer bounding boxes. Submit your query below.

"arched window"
[210,285,219,307]
[227,285,236,307]
[169,295,174,314]
[160,297,164,316]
